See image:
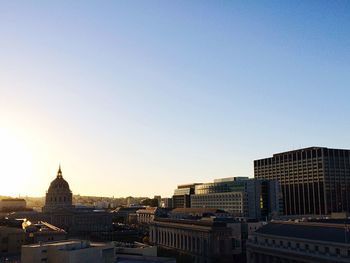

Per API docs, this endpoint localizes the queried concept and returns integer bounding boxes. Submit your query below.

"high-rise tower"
[255,147,350,215]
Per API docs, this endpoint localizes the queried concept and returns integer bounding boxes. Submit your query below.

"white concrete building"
[21,240,114,263]
[191,192,245,216]
[113,241,175,262]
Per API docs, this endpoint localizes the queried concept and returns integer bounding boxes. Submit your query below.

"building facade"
[160,198,173,209]
[113,241,176,262]
[0,226,25,255]
[172,184,199,208]
[254,147,350,215]
[136,207,159,225]
[21,240,115,263]
[246,221,350,263]
[149,217,242,263]
[191,192,245,216]
[190,177,281,219]
[30,166,113,236]
[0,198,26,212]
[43,165,73,213]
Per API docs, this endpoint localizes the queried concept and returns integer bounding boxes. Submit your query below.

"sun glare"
[0,128,33,197]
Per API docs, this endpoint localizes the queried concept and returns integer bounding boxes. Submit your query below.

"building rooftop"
[171,208,226,214]
[255,146,350,161]
[113,241,153,249]
[213,177,249,183]
[22,239,109,249]
[25,221,66,234]
[23,239,85,248]
[136,207,158,214]
[256,221,350,244]
[116,255,175,263]
[1,198,26,202]
[153,217,232,227]
[177,183,201,189]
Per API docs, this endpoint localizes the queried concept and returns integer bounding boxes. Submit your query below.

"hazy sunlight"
[0,128,33,196]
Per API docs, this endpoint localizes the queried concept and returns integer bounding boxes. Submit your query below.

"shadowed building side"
[42,165,73,213]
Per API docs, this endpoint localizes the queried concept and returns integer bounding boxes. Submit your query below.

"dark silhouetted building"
[43,165,73,213]
[254,147,350,215]
[9,166,112,238]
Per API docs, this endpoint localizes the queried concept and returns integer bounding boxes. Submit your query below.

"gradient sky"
[0,1,349,198]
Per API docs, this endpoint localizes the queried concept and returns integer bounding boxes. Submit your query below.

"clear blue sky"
[0,1,349,197]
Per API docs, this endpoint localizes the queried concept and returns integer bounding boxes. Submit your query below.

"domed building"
[43,165,73,213]
[39,165,112,235]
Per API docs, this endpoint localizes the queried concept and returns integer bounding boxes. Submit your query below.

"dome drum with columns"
[43,165,73,213]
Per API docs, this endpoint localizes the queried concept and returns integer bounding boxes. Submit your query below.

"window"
[288,242,291,247]
[336,248,340,255]
[296,243,300,249]
[315,245,319,251]
[325,247,329,253]
[280,241,283,246]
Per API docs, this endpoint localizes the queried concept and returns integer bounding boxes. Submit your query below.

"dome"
[48,177,71,191]
[47,165,71,192]
[43,165,73,213]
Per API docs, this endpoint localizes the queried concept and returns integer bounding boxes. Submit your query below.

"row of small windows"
[255,149,350,167]
[193,197,242,199]
[257,238,350,256]
[49,196,70,202]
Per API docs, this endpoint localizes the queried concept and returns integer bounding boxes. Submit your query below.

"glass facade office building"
[190,177,281,219]
[194,177,248,195]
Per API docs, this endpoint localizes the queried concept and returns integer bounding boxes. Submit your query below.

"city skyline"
[1,1,350,197]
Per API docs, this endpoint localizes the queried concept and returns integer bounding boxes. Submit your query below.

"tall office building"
[254,147,350,215]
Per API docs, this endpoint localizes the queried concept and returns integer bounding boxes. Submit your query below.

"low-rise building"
[136,207,159,225]
[0,198,26,212]
[240,219,266,254]
[160,198,173,209]
[21,239,115,263]
[112,207,144,224]
[113,241,175,262]
[0,226,25,255]
[136,207,169,225]
[150,217,242,263]
[247,221,350,263]
[24,221,67,243]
